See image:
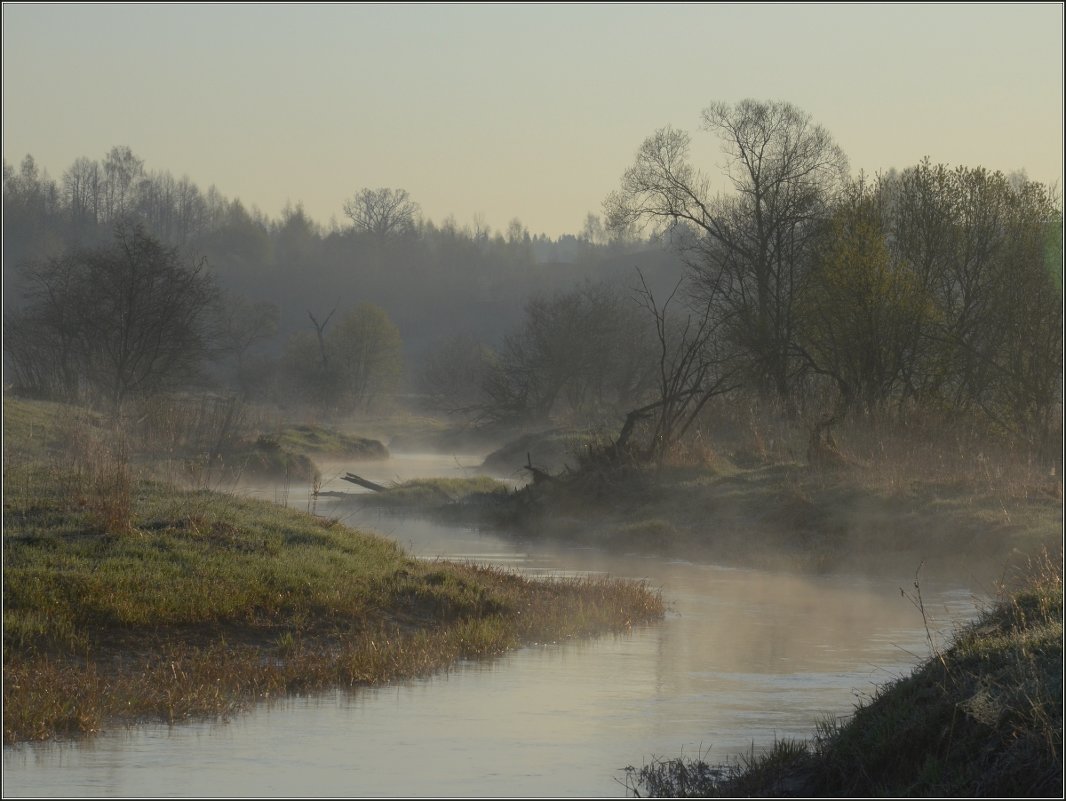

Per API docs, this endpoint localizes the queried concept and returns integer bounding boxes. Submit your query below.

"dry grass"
[513,396,1065,572]
[4,562,663,744]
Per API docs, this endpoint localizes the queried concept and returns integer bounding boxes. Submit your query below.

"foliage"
[799,175,934,413]
[608,102,1062,452]
[272,424,388,459]
[3,146,664,411]
[283,303,404,414]
[4,122,1061,455]
[884,160,1063,436]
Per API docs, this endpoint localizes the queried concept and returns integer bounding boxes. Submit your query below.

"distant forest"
[2,147,682,414]
[2,146,680,358]
[4,100,1062,453]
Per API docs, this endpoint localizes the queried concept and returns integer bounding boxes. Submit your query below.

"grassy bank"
[624,553,1063,797]
[2,399,664,744]
[462,419,1063,582]
[270,424,388,460]
[306,413,1062,586]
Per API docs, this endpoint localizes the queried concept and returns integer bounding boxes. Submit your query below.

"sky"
[3,2,1063,239]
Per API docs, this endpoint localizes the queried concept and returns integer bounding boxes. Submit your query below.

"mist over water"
[3,454,983,798]
[3,17,1060,795]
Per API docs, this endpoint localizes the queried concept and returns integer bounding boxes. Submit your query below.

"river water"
[3,453,986,797]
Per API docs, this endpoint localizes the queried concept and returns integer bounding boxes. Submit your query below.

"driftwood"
[340,472,388,492]
[523,452,555,485]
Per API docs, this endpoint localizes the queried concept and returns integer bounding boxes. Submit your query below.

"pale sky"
[3,2,1063,238]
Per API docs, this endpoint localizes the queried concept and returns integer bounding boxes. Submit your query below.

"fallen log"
[523,452,555,485]
[341,472,388,492]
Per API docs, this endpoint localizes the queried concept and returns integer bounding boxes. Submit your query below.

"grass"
[218,434,322,482]
[623,551,1063,797]
[2,397,104,461]
[2,397,664,744]
[270,424,388,459]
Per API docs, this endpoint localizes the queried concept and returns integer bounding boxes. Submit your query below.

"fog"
[3,80,1061,798]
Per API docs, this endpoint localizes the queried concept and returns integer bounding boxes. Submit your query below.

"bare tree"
[101,145,144,223]
[4,223,215,411]
[606,99,849,403]
[307,308,336,370]
[343,187,420,240]
[613,272,740,464]
[472,212,490,244]
[3,253,84,399]
[62,157,103,230]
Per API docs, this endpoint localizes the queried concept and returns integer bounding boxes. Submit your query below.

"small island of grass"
[2,399,664,745]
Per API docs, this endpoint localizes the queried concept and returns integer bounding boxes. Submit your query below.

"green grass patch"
[219,435,321,483]
[271,425,388,459]
[2,397,105,462]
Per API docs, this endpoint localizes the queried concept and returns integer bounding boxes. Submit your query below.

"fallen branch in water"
[340,472,388,492]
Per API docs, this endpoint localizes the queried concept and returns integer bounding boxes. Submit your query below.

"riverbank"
[334,421,1063,796]
[624,550,1063,797]
[1,399,664,745]
[339,450,1061,587]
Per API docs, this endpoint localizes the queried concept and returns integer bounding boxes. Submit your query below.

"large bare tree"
[612,272,740,464]
[606,99,849,403]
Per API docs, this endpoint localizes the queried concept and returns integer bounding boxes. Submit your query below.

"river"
[3,452,986,797]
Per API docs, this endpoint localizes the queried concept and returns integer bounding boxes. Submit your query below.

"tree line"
[423,100,1061,457]
[2,147,668,364]
[4,101,1061,455]
[2,149,674,416]
[601,100,1062,449]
